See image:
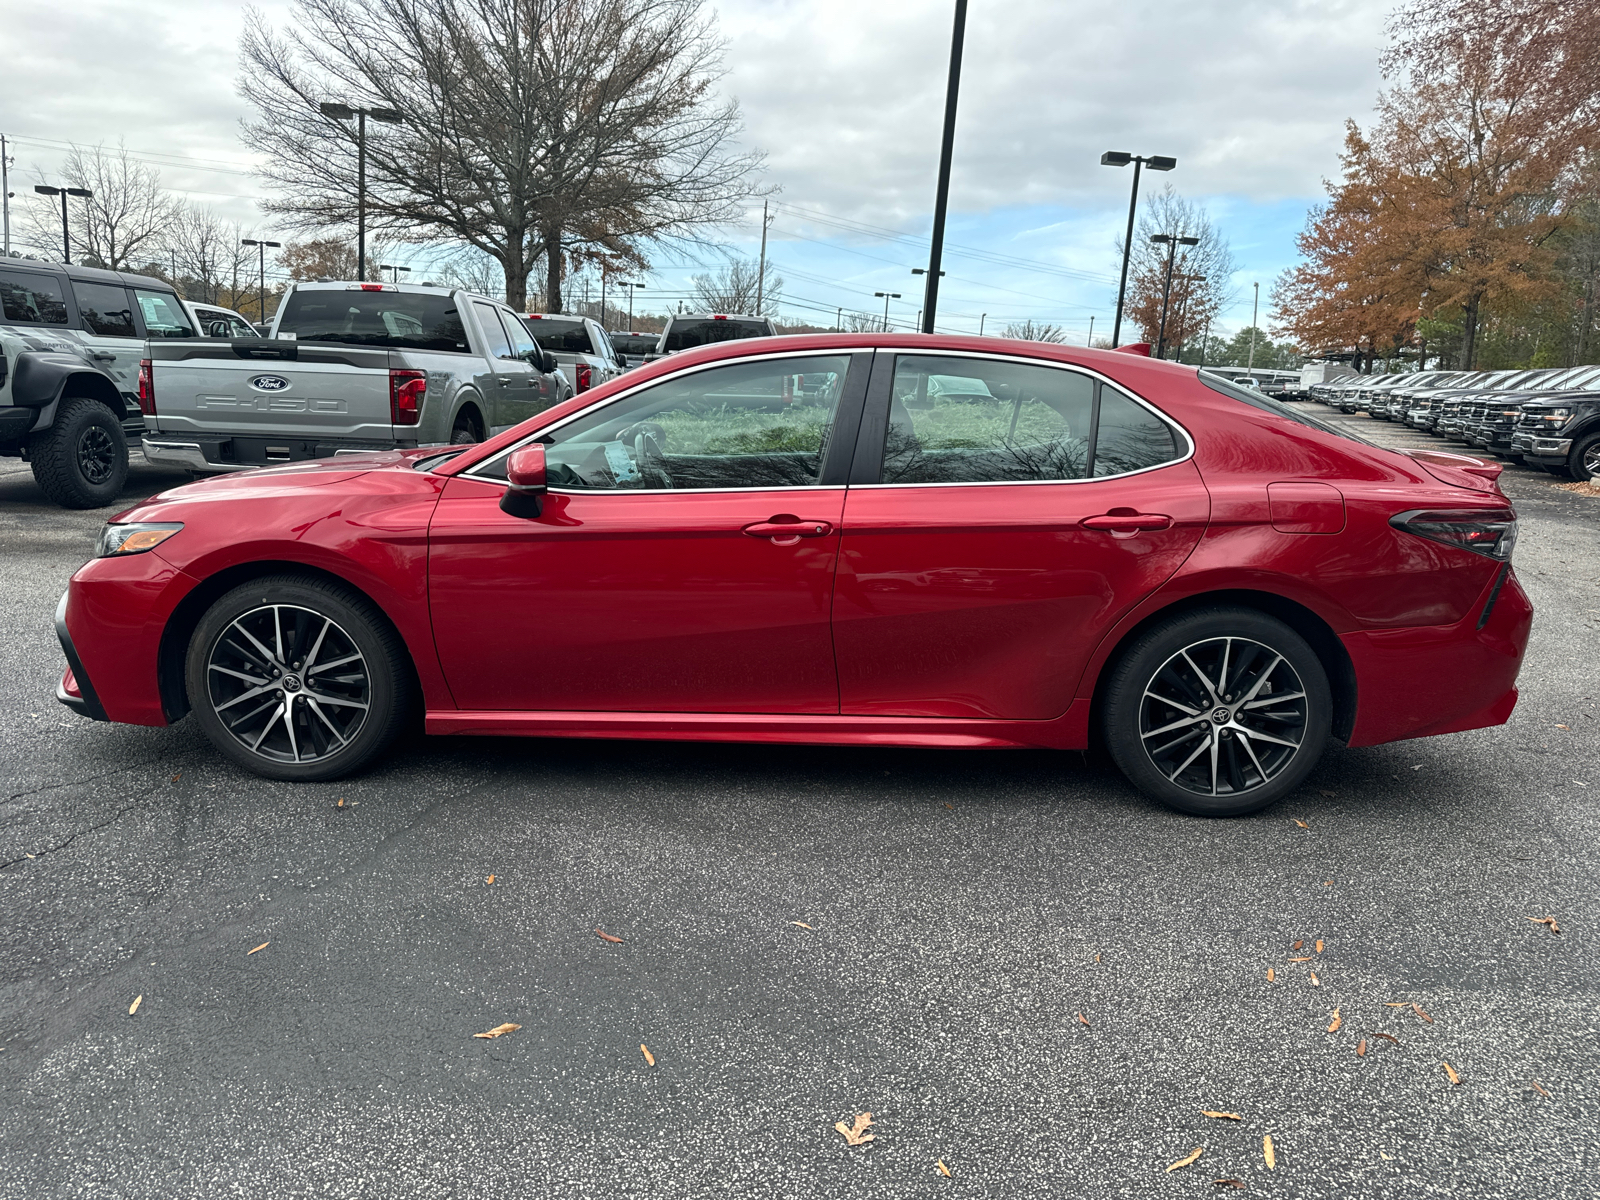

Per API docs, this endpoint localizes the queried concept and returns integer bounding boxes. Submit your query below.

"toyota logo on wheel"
[249,375,292,392]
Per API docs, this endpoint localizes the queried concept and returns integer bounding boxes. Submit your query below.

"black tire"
[1570,433,1600,483]
[185,574,412,782]
[29,397,128,508]
[450,408,485,445]
[1101,607,1332,817]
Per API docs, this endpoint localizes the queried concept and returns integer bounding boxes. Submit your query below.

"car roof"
[0,258,178,291]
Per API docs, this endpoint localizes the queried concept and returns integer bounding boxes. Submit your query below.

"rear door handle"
[1081,511,1173,533]
[742,516,834,544]
[90,352,116,362]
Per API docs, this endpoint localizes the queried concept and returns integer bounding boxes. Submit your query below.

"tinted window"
[0,269,69,325]
[612,333,661,357]
[662,318,771,353]
[1093,391,1180,476]
[1200,369,1379,448]
[500,309,539,361]
[71,282,137,337]
[481,355,852,489]
[133,289,196,338]
[523,316,594,354]
[276,290,469,352]
[473,301,514,359]
[881,356,1095,484]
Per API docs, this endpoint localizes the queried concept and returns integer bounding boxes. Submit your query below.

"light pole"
[34,184,92,265]
[875,291,901,332]
[1087,315,1095,347]
[921,0,968,332]
[1172,273,1205,362]
[380,264,411,284]
[979,312,986,335]
[912,267,945,333]
[835,306,842,331]
[1100,152,1176,347]
[319,101,404,281]
[1247,281,1260,374]
[1150,233,1199,358]
[241,238,282,323]
[618,281,644,329]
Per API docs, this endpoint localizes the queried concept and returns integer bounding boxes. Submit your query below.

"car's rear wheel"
[1102,607,1331,817]
[185,575,411,781]
[450,408,484,445]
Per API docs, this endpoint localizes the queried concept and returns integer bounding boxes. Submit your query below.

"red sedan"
[55,335,1530,816]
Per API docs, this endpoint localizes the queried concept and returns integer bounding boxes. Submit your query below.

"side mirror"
[499,443,547,518]
[542,348,559,374]
[207,320,231,338]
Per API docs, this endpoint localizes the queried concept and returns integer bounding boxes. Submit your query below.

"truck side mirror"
[500,444,548,518]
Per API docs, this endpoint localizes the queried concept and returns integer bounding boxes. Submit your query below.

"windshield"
[662,318,771,353]
[1199,369,1380,448]
[522,316,594,354]
[276,290,470,352]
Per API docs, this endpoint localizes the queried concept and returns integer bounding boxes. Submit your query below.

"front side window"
[498,308,539,361]
[0,269,69,325]
[133,289,196,339]
[472,301,513,359]
[480,355,852,489]
[72,282,137,337]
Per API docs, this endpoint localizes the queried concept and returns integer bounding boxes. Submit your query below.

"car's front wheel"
[185,575,412,781]
[1102,607,1331,817]
[1570,433,1600,482]
[29,397,128,508]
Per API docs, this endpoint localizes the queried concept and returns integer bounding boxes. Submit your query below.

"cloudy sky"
[0,0,1396,339]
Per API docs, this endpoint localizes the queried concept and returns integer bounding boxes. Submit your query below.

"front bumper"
[54,591,108,722]
[1510,433,1571,456]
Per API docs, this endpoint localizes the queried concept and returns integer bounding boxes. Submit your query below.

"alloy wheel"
[205,604,370,764]
[1138,636,1309,797]
[77,426,116,485]
[1584,441,1600,477]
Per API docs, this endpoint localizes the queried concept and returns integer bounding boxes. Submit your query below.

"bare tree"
[690,258,780,314]
[844,311,880,333]
[238,0,766,311]
[1121,186,1236,355]
[22,142,178,269]
[1001,320,1068,342]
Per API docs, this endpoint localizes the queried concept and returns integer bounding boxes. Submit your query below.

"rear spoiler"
[1114,342,1152,356]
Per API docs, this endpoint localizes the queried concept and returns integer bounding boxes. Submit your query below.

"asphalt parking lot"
[0,429,1595,1200]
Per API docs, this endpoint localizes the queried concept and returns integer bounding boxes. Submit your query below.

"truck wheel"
[450,409,484,444]
[1570,433,1600,482]
[185,574,413,782]
[1101,607,1331,817]
[29,398,129,509]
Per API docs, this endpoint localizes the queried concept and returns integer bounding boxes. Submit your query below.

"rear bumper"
[143,434,409,473]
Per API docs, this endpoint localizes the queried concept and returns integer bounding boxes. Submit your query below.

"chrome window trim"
[457,344,1194,492]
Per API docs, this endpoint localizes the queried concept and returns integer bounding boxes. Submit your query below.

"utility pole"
[619,282,644,329]
[921,0,968,333]
[599,273,606,325]
[835,306,842,331]
[1247,282,1260,374]
[979,312,986,335]
[1087,315,1095,347]
[756,200,771,316]
[1,134,11,258]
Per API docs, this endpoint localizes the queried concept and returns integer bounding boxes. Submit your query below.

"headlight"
[98,522,183,557]
[1541,407,1572,422]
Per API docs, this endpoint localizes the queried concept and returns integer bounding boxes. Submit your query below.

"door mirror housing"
[500,443,548,518]
[207,320,232,338]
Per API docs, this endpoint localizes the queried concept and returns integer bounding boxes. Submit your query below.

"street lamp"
[380,264,411,284]
[921,0,968,333]
[874,291,902,332]
[241,238,282,324]
[1150,232,1199,358]
[912,267,945,333]
[319,101,404,282]
[1101,152,1176,347]
[618,281,644,329]
[34,184,93,265]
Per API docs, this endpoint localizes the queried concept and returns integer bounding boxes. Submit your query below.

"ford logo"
[249,375,292,392]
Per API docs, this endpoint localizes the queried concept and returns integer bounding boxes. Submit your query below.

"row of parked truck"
[1305,364,1600,481]
[0,258,776,507]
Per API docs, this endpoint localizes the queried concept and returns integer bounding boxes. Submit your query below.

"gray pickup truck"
[142,281,570,472]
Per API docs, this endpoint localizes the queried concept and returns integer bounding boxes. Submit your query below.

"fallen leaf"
[1380,1151,1394,1161]
[1292,939,1303,950]
[641,1044,654,1067]
[1315,939,1324,954]
[1288,956,1313,962]
[474,1023,520,1039]
[1327,1008,1342,1033]
[1077,1013,1090,1028]
[1267,967,1275,982]
[247,942,269,955]
[935,1160,952,1178]
[485,874,495,885]
[1310,971,1320,986]
[1167,1147,1204,1173]
[1383,1001,1410,1008]
[1324,880,1333,886]
[336,797,344,809]
[1530,1080,1550,1098]
[943,802,954,811]
[1443,1062,1461,1085]
[1293,819,1309,829]
[835,1112,874,1147]
[1201,1111,1242,1121]
[1373,1032,1401,1046]
[1214,1180,1244,1190]
[25,854,33,859]
[1318,789,1336,796]
[1412,1004,1434,1024]
[790,921,814,930]
[1556,724,1569,730]
[1526,916,1561,935]
[595,929,623,944]
[1263,1134,1276,1170]
[128,995,142,1016]
[1356,1038,1367,1057]
[1094,953,1101,963]
[171,775,181,783]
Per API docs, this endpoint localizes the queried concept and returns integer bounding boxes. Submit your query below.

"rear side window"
[134,289,196,338]
[1200,369,1379,448]
[0,269,69,325]
[523,316,594,354]
[276,290,469,352]
[612,333,660,357]
[662,318,771,353]
[72,282,137,337]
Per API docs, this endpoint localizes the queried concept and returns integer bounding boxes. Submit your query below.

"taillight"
[390,369,426,426]
[137,358,155,415]
[1391,508,1518,561]
[575,363,593,392]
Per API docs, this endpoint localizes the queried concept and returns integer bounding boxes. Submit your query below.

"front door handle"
[742,516,834,545]
[90,352,116,362]
[1081,510,1173,534]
